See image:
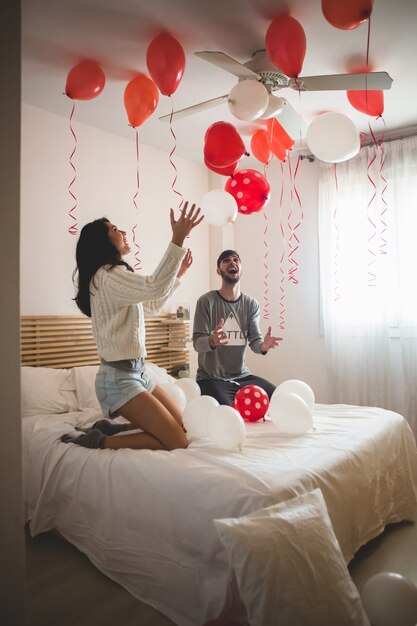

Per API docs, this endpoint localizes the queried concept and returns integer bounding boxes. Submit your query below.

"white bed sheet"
[23,404,417,626]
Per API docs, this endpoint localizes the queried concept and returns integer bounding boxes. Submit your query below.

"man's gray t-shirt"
[192,290,264,381]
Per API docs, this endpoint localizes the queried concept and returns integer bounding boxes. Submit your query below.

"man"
[192,249,281,405]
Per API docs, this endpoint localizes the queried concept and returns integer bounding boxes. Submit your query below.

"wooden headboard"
[21,314,190,376]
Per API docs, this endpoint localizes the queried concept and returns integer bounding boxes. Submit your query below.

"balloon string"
[286,158,301,285]
[333,163,341,302]
[68,101,78,235]
[132,128,141,271]
[366,121,378,287]
[366,14,371,67]
[360,131,368,148]
[378,116,388,256]
[279,162,286,330]
[169,98,184,210]
[262,207,270,320]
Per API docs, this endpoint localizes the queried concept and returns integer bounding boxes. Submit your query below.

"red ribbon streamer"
[333,163,341,302]
[132,128,141,271]
[279,162,286,330]
[378,117,388,256]
[366,122,378,287]
[262,165,270,320]
[68,101,78,235]
[286,87,303,285]
[169,98,184,210]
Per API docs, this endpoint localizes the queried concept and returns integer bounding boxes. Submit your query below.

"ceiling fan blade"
[295,71,393,91]
[195,51,259,79]
[278,98,307,140]
[159,95,228,122]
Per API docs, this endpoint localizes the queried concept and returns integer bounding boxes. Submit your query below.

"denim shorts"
[95,359,156,418]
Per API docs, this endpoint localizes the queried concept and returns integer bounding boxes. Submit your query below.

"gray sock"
[61,428,106,449]
[76,419,128,436]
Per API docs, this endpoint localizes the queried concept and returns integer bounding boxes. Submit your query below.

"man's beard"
[219,269,240,284]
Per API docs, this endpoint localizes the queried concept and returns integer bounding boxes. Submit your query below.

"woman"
[62,201,203,451]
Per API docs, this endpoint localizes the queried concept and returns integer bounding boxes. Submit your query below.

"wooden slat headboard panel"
[21,314,190,376]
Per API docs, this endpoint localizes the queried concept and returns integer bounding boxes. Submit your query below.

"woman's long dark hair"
[73,217,133,317]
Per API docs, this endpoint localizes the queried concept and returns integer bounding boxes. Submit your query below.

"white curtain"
[318,135,417,435]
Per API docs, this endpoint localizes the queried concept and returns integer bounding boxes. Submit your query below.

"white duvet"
[23,405,417,626]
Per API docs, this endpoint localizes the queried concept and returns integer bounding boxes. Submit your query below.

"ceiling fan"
[159,49,393,122]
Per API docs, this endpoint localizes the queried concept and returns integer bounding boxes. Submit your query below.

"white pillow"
[73,365,100,410]
[72,362,175,410]
[145,362,176,385]
[21,367,78,417]
[214,489,370,626]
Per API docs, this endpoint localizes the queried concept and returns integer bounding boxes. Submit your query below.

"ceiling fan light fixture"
[228,79,269,121]
[259,94,285,119]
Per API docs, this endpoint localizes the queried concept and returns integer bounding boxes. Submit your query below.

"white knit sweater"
[90,242,186,361]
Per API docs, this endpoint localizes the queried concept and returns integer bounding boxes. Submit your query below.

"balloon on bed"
[183,395,219,439]
[268,379,315,435]
[206,405,246,451]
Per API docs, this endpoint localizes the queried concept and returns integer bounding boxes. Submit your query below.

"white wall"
[21,103,211,374]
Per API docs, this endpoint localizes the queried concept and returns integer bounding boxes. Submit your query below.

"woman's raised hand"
[170,202,204,247]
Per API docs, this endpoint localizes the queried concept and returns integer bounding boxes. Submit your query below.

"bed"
[22,316,417,626]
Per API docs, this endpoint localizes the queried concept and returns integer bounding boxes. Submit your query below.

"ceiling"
[22,0,417,163]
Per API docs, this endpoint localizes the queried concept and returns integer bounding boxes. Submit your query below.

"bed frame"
[21,314,190,376]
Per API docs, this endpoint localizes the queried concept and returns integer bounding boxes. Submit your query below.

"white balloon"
[307,112,360,163]
[361,572,417,626]
[159,382,187,413]
[175,378,201,404]
[272,379,315,411]
[259,94,285,119]
[269,392,313,436]
[206,405,246,450]
[228,80,269,121]
[183,395,219,439]
[199,189,238,227]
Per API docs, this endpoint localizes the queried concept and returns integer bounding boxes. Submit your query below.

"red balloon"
[347,89,384,117]
[232,385,270,422]
[124,74,159,128]
[204,122,247,168]
[265,15,306,78]
[225,169,270,215]
[204,157,239,177]
[251,129,273,164]
[65,61,105,101]
[266,118,294,161]
[146,33,186,96]
[322,0,373,30]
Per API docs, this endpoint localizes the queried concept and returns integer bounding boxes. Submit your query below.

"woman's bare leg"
[102,390,188,451]
[151,385,185,428]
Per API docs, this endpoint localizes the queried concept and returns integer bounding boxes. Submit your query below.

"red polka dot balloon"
[232,385,270,422]
[225,169,270,215]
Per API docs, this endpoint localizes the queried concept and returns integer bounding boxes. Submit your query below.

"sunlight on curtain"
[318,136,417,434]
